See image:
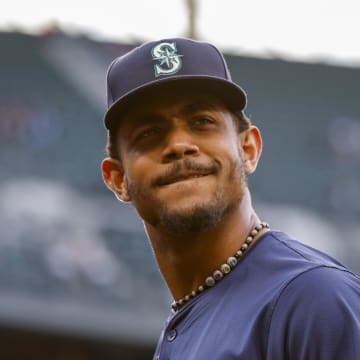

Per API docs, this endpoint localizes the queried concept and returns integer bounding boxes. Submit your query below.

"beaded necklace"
[171,221,270,311]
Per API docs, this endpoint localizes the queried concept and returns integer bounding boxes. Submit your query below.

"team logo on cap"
[151,42,183,77]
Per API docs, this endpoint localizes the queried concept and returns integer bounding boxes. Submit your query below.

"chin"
[157,194,236,235]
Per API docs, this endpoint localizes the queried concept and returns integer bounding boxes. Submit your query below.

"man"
[101,38,360,359]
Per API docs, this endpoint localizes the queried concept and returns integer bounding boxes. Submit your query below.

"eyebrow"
[179,102,221,117]
[129,114,163,128]
[123,101,222,131]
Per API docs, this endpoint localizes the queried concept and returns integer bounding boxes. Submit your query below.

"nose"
[161,129,200,162]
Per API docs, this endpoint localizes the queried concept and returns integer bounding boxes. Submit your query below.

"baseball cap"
[104,37,247,129]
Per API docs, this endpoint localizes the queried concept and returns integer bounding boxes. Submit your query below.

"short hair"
[105,111,252,159]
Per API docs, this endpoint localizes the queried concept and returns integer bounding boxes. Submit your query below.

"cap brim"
[104,76,247,129]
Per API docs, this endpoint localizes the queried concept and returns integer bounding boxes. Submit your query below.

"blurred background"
[0,0,359,358]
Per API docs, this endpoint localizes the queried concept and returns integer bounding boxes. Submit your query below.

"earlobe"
[101,158,131,203]
[240,126,263,174]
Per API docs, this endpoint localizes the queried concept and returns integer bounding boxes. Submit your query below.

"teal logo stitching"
[151,42,183,77]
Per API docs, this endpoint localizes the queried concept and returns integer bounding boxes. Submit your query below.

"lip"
[158,171,212,186]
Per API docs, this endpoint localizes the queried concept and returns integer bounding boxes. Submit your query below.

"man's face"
[114,87,248,235]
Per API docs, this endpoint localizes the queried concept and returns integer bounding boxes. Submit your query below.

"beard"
[158,188,229,234]
[127,156,247,236]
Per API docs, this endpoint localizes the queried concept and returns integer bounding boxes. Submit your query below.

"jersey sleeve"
[266,266,360,360]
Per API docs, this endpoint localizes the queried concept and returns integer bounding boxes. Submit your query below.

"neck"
[144,190,264,302]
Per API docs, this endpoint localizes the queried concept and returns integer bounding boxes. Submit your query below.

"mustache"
[151,159,220,187]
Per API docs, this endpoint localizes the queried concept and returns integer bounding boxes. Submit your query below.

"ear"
[101,158,131,202]
[239,126,263,175]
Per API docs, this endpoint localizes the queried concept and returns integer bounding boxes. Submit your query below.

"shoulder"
[247,230,351,290]
[272,265,360,314]
[240,231,357,308]
[265,229,360,319]
[264,231,360,304]
[267,266,360,359]
[259,230,349,269]
[268,231,339,259]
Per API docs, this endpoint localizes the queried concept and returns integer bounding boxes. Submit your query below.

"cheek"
[217,139,243,167]
[123,157,152,188]
[220,146,246,184]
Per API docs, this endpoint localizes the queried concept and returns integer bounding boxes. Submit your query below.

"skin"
[101,86,267,303]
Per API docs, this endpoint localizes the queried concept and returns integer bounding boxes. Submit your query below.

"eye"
[141,128,159,137]
[192,117,215,127]
[135,126,161,140]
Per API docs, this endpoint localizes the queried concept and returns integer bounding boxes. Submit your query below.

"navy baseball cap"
[104,37,247,129]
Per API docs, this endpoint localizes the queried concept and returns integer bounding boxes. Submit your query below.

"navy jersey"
[153,231,360,359]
